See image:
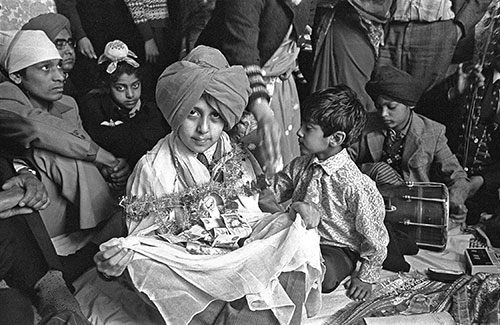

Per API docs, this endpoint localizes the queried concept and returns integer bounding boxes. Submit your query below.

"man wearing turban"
[22,13,80,98]
[0,30,127,255]
[349,65,471,224]
[94,46,323,325]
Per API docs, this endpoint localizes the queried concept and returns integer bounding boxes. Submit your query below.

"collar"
[114,99,141,119]
[494,70,500,83]
[178,137,218,164]
[306,148,351,176]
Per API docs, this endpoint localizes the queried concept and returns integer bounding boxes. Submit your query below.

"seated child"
[79,40,170,168]
[94,46,323,325]
[268,86,389,301]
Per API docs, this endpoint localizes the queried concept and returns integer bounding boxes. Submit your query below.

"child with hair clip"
[79,40,169,169]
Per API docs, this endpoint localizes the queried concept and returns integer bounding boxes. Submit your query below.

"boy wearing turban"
[95,46,323,325]
[349,65,471,224]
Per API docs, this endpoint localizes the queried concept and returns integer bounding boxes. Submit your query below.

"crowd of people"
[0,0,499,324]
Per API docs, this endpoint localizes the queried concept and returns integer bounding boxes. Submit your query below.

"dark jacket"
[79,93,169,167]
[196,0,317,67]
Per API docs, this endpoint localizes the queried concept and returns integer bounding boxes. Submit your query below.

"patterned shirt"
[270,149,389,283]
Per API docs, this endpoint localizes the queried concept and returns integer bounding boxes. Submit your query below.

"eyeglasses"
[54,38,76,50]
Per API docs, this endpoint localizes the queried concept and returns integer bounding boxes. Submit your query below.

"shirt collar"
[306,148,352,176]
[494,70,500,83]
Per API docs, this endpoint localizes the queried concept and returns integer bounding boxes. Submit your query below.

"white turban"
[0,30,61,74]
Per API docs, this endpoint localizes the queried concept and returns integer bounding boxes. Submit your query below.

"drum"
[378,182,449,251]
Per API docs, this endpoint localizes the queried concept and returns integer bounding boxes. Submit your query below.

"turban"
[22,13,71,42]
[0,30,61,74]
[156,45,251,131]
[366,65,426,107]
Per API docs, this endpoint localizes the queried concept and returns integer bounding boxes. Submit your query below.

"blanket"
[325,272,500,325]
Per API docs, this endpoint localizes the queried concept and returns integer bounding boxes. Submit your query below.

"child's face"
[177,97,225,154]
[375,96,411,131]
[296,121,332,159]
[110,72,141,111]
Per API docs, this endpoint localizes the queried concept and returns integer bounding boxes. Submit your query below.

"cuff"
[245,65,270,104]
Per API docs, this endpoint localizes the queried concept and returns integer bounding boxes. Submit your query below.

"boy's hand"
[289,201,320,229]
[344,276,372,301]
[94,244,134,278]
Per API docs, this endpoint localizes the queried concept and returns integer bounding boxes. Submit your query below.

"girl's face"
[110,72,141,111]
[177,97,225,154]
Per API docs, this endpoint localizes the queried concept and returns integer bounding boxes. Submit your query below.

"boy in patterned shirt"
[266,86,388,301]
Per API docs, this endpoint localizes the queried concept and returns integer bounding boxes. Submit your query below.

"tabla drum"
[378,182,449,251]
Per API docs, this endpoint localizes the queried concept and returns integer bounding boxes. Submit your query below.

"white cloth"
[120,132,324,324]
[103,215,323,325]
[1,30,61,73]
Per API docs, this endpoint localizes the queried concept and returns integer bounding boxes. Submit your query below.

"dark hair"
[96,61,142,91]
[301,85,367,148]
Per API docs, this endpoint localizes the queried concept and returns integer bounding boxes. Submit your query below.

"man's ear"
[9,73,22,85]
[329,131,346,147]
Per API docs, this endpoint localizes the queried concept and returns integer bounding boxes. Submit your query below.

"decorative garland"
[120,144,261,236]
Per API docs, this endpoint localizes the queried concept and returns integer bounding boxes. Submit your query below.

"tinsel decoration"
[120,144,261,235]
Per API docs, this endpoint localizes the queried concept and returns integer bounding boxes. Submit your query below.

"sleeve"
[0,106,99,162]
[123,0,154,41]
[349,179,388,283]
[126,157,156,199]
[432,126,470,204]
[55,0,87,41]
[452,0,491,38]
[218,0,271,103]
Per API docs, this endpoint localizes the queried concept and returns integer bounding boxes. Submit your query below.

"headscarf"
[21,13,71,42]
[156,45,251,131]
[98,40,140,74]
[0,30,61,74]
[366,65,426,107]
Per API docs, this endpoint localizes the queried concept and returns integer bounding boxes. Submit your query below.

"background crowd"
[0,0,499,324]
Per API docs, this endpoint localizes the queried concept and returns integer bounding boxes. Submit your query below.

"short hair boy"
[269,85,388,301]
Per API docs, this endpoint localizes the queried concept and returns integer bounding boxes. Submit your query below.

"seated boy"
[266,86,389,301]
[350,65,471,224]
[94,46,323,325]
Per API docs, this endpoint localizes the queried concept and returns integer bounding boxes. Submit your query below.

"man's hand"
[0,187,33,219]
[145,39,159,64]
[107,158,131,189]
[344,276,372,301]
[77,37,97,59]
[449,200,468,224]
[248,99,283,175]
[2,172,49,210]
[455,62,485,96]
[289,201,320,229]
[94,244,134,278]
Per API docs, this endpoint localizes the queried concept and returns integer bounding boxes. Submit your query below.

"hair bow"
[98,40,139,74]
